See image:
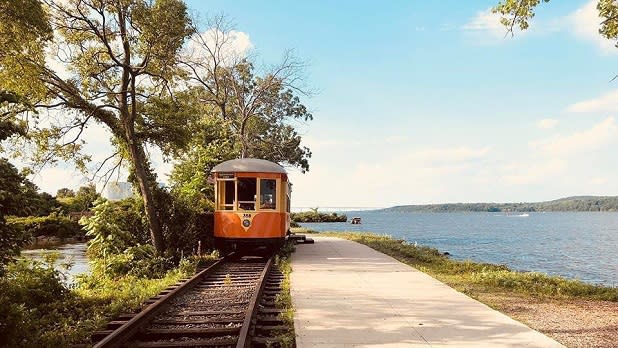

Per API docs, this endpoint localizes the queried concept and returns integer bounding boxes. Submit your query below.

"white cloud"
[384,135,409,145]
[289,145,491,207]
[410,146,490,164]
[29,167,87,194]
[290,126,618,206]
[530,117,618,157]
[462,8,514,40]
[568,0,617,54]
[184,29,253,66]
[590,176,608,185]
[567,89,618,113]
[537,118,559,129]
[501,159,566,186]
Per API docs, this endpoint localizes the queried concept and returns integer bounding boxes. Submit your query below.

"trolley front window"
[237,178,256,210]
[260,179,277,209]
[217,179,235,210]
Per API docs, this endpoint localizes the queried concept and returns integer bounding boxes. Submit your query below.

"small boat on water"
[505,212,530,217]
[351,217,362,224]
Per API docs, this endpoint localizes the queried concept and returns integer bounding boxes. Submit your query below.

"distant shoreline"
[381,195,618,213]
[293,196,618,213]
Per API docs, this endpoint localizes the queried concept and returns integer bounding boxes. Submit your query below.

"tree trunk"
[127,139,166,254]
[240,140,248,158]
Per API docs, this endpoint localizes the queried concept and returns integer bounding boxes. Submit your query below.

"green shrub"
[154,190,207,258]
[291,211,347,223]
[57,184,100,213]
[0,215,29,273]
[6,213,83,239]
[0,255,191,347]
[0,256,71,347]
[81,198,149,258]
[91,244,174,279]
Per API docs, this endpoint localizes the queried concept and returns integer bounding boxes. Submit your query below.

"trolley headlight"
[242,219,251,227]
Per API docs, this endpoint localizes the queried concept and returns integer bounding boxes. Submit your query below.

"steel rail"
[93,256,227,348]
[236,256,274,348]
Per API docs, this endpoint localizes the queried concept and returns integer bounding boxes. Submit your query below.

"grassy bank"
[270,241,296,348]
[294,230,618,347]
[298,230,617,302]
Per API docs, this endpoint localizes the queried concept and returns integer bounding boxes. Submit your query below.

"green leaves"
[493,0,551,34]
[494,0,618,49]
[598,0,618,46]
[0,0,51,102]
[133,0,193,78]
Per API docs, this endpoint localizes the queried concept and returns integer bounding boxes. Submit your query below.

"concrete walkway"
[290,236,563,348]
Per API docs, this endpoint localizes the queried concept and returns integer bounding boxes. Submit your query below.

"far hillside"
[382,196,618,213]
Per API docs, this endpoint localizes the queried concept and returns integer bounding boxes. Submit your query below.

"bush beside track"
[291,211,347,223]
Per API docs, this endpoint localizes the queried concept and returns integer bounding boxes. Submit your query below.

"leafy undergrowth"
[302,230,618,302]
[0,254,214,347]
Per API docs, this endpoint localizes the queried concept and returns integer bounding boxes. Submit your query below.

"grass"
[297,230,618,302]
[271,241,297,348]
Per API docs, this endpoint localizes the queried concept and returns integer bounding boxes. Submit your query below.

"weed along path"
[290,236,563,347]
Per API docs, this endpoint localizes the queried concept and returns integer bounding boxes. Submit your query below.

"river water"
[20,212,618,286]
[299,211,618,286]
[21,242,89,282]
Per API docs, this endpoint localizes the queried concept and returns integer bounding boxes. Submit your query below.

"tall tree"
[0,0,51,145]
[182,17,313,172]
[0,0,193,254]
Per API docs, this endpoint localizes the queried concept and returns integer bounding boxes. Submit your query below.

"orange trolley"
[211,158,291,252]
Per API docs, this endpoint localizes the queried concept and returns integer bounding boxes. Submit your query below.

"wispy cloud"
[537,118,559,129]
[568,0,617,55]
[501,159,566,186]
[530,117,618,157]
[461,7,536,42]
[410,146,490,164]
[566,89,618,113]
[590,176,608,185]
[462,8,509,39]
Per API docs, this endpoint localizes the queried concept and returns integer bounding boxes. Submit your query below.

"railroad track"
[90,254,291,347]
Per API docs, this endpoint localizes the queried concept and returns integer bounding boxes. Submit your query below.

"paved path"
[290,236,563,347]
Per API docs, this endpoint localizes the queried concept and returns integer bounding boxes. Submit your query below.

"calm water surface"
[300,212,618,286]
[21,242,89,282]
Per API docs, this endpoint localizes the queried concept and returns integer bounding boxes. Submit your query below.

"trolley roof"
[211,158,287,174]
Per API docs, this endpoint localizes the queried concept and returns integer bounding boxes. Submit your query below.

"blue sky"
[30,0,618,208]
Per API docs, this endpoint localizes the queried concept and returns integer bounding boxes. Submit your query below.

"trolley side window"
[259,179,277,210]
[217,180,235,210]
[237,178,256,210]
[287,182,292,213]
